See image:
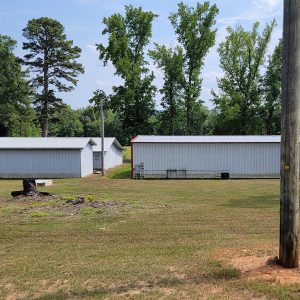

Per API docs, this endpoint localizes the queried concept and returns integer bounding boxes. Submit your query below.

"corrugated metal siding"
[0,149,81,179]
[133,143,281,179]
[92,137,123,151]
[80,143,94,177]
[105,144,123,169]
[93,144,123,170]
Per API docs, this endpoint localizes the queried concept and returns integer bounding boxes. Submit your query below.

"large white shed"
[131,135,284,179]
[0,137,96,179]
[92,137,123,171]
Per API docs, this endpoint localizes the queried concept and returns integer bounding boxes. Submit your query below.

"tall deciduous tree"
[78,106,123,143]
[97,5,157,143]
[89,89,109,112]
[149,45,185,135]
[22,17,84,137]
[169,2,219,134]
[262,39,282,135]
[49,104,83,137]
[212,21,276,134]
[0,35,39,136]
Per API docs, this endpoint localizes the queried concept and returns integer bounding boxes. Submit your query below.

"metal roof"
[0,137,97,149]
[92,137,123,151]
[131,135,282,143]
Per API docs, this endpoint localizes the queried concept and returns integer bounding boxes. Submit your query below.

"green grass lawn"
[107,146,131,179]
[0,152,299,299]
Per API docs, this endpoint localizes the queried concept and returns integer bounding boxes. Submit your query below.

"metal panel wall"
[80,143,94,177]
[0,149,81,179]
[105,144,123,169]
[93,144,123,170]
[133,143,281,178]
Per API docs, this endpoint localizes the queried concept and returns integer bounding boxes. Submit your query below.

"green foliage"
[104,110,123,142]
[262,39,282,134]
[86,195,96,202]
[122,146,131,163]
[89,89,108,110]
[170,2,219,134]
[1,13,283,139]
[0,35,39,136]
[49,104,83,137]
[98,5,157,144]
[202,109,219,135]
[22,17,84,136]
[77,105,99,137]
[212,20,276,134]
[77,105,124,143]
[149,45,185,135]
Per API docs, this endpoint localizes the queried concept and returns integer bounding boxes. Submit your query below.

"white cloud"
[219,0,282,25]
[86,44,97,52]
[253,0,281,11]
[96,80,109,87]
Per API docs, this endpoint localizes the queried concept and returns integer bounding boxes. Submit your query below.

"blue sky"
[0,0,283,109]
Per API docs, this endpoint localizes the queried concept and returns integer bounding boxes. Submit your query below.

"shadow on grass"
[222,195,278,209]
[204,261,241,281]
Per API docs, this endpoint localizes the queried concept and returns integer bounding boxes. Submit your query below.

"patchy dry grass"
[0,153,299,299]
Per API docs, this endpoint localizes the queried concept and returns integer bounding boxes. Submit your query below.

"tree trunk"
[11,179,51,197]
[41,101,48,138]
[279,0,300,268]
[42,50,49,137]
[23,179,38,194]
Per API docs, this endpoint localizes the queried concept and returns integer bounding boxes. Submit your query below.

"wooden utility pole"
[280,0,300,268]
[100,99,106,177]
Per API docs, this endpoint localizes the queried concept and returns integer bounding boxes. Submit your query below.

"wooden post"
[280,0,300,268]
[100,100,106,177]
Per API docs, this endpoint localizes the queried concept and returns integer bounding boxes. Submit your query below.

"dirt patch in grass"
[218,247,300,285]
[4,195,129,217]
[7,194,57,203]
[230,255,269,273]
[246,260,300,285]
[32,199,128,215]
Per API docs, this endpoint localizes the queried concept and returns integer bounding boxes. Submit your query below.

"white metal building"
[131,135,284,179]
[92,137,123,171]
[0,137,96,179]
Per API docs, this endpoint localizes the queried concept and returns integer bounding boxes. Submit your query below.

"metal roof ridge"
[131,135,283,143]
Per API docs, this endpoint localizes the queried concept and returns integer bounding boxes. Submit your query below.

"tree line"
[0,2,282,145]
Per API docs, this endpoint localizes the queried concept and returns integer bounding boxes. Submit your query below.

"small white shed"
[131,135,285,179]
[92,137,123,171]
[0,137,96,179]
